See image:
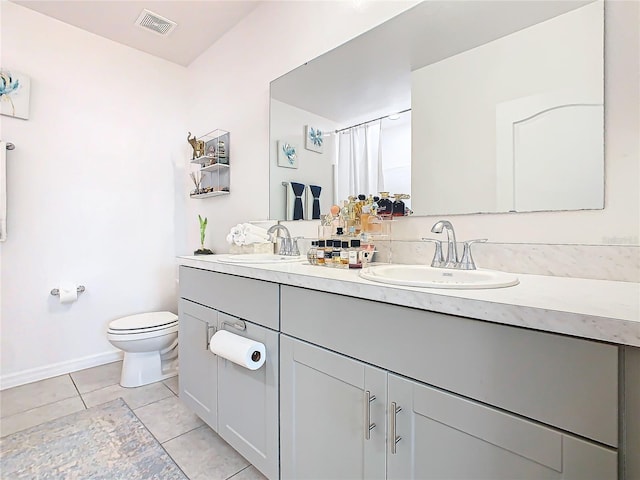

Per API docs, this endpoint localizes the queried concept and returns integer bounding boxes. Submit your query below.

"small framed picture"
[305,125,324,153]
[277,140,298,169]
[0,69,31,120]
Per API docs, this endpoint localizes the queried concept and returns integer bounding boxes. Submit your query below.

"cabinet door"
[387,374,617,480]
[280,336,387,480]
[178,299,218,429]
[216,313,279,480]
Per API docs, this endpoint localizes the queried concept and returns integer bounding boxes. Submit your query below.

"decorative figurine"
[194,215,214,255]
[187,132,205,159]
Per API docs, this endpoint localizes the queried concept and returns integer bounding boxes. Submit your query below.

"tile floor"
[0,361,266,480]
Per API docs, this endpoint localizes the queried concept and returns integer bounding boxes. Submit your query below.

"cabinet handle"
[364,391,376,440]
[390,401,402,454]
[205,323,216,350]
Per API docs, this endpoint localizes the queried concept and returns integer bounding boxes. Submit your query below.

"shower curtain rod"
[335,108,411,133]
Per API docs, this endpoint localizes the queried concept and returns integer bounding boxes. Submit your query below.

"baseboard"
[0,350,124,391]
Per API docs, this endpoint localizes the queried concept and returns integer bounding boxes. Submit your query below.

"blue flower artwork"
[277,140,299,169]
[305,125,324,153]
[0,69,30,119]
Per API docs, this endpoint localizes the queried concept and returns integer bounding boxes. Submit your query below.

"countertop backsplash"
[277,220,639,283]
[383,241,640,283]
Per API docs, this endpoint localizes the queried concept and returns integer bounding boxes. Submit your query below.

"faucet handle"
[421,238,445,268]
[459,239,488,270]
[291,237,303,256]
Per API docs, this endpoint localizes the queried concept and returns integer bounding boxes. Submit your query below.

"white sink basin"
[216,254,305,264]
[360,264,519,289]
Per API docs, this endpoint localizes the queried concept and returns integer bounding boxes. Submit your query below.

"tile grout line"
[225,464,253,479]
[159,423,206,445]
[0,393,81,421]
[68,374,88,410]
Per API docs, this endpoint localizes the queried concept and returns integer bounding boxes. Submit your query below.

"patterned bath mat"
[0,398,187,480]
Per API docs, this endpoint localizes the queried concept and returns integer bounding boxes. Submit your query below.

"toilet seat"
[109,311,178,332]
[107,323,178,341]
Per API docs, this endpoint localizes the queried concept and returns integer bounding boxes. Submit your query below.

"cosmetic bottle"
[340,241,350,268]
[377,192,393,218]
[348,239,362,269]
[324,240,334,267]
[392,194,411,217]
[307,241,317,265]
[360,204,371,233]
[332,240,342,267]
[316,240,326,266]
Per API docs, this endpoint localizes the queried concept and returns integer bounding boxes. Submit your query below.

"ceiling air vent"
[135,9,177,36]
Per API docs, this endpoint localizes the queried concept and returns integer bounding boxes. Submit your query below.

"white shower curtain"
[336,120,384,201]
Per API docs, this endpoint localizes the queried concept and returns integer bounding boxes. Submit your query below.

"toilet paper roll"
[59,283,78,304]
[209,330,266,370]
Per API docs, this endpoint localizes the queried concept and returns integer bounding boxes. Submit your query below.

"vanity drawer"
[179,266,279,330]
[280,285,618,447]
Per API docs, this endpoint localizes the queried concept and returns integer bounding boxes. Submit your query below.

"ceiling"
[10,0,261,66]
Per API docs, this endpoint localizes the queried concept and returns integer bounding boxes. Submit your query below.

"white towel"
[241,223,270,240]
[226,223,271,246]
[0,142,6,241]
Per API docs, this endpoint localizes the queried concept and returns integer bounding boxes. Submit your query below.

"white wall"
[269,100,337,220]
[0,2,188,387]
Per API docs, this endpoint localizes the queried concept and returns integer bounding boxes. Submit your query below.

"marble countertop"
[178,255,640,347]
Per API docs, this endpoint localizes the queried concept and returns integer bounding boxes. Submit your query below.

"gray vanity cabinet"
[387,374,617,480]
[217,312,279,480]
[280,335,387,480]
[178,298,218,429]
[281,285,619,479]
[281,335,617,480]
[178,267,280,480]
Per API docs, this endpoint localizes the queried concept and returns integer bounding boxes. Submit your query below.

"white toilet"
[107,311,179,388]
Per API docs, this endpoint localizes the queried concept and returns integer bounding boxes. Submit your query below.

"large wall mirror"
[269,0,604,221]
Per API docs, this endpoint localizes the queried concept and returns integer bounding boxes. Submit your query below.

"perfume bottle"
[340,241,350,268]
[377,192,393,218]
[316,240,326,265]
[325,240,334,267]
[332,240,342,267]
[307,241,317,265]
[348,239,362,269]
[392,194,410,217]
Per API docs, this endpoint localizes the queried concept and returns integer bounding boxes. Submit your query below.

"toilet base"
[120,351,178,388]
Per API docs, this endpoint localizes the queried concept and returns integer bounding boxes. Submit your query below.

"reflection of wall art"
[305,125,324,153]
[0,69,30,120]
[277,140,298,168]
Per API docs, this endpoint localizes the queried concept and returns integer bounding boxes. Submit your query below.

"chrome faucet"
[431,220,459,268]
[424,220,487,270]
[267,224,300,256]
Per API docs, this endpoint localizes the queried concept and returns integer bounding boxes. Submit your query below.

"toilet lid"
[109,311,178,331]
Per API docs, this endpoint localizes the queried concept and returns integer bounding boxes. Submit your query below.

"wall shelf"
[190,190,230,199]
[189,129,230,198]
[200,163,230,173]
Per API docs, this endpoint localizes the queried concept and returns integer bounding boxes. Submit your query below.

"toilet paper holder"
[50,285,86,296]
